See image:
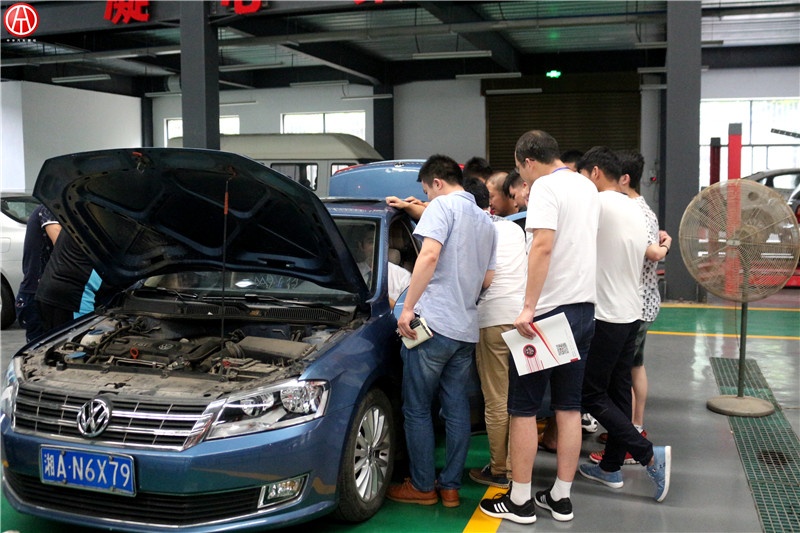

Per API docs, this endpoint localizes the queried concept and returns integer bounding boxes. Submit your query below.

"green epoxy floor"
[2,289,798,533]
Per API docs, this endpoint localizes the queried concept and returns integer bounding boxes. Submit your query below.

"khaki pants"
[475,324,513,475]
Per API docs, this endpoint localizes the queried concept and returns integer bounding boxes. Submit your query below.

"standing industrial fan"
[679,179,800,417]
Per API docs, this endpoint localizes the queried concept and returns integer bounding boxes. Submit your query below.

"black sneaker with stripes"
[534,488,574,521]
[479,490,537,524]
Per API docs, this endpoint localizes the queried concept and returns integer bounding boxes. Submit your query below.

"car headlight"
[206,380,329,440]
[1,358,20,417]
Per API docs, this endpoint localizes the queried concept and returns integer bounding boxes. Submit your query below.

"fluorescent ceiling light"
[456,72,522,80]
[485,88,542,95]
[290,80,349,87]
[52,74,111,84]
[220,100,258,106]
[637,67,666,74]
[219,79,254,89]
[412,50,492,60]
[219,62,285,72]
[634,41,667,49]
[341,94,393,101]
[635,40,723,49]
[143,91,181,98]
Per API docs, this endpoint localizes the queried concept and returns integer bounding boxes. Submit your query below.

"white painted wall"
[1,81,141,191]
[1,82,26,191]
[151,83,378,149]
[702,67,800,99]
[394,79,486,162]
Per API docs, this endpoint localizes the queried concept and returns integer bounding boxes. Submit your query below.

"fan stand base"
[707,395,775,417]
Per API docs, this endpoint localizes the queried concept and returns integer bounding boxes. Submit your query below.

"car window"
[270,163,318,190]
[334,218,379,294]
[1,196,39,224]
[772,172,800,197]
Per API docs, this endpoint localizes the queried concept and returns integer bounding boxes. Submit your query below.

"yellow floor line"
[463,486,504,533]
[660,303,800,312]
[648,330,800,340]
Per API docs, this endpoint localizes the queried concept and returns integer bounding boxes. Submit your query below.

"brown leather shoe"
[438,487,460,508]
[386,478,438,505]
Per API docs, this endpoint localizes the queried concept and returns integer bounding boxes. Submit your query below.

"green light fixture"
[546,70,562,79]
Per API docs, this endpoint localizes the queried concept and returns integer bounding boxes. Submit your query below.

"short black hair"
[418,154,464,186]
[576,146,622,181]
[463,177,490,209]
[463,157,493,181]
[560,149,584,165]
[515,130,560,166]
[502,169,522,197]
[617,150,645,192]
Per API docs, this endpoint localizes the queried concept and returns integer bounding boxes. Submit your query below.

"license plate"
[40,446,135,496]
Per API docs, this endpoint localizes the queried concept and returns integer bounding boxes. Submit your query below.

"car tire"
[332,388,395,523]
[1,281,16,330]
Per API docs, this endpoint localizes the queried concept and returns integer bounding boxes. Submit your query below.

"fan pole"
[736,302,748,398]
[706,274,775,417]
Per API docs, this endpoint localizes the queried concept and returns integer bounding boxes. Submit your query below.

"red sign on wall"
[104,0,150,24]
[221,0,262,15]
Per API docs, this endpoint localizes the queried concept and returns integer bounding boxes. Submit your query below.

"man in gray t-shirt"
[386,154,496,508]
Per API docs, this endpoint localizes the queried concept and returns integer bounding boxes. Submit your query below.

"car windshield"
[137,218,378,305]
[140,271,359,306]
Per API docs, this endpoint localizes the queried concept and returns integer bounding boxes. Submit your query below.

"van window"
[271,163,318,190]
[331,162,358,175]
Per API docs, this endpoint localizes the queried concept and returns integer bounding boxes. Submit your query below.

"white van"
[167,133,383,196]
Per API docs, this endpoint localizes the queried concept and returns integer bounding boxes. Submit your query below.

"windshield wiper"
[133,286,199,301]
[206,294,351,316]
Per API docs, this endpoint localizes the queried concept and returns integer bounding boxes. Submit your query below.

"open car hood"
[34,148,368,299]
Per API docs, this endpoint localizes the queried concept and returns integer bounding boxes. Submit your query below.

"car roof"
[329,160,426,200]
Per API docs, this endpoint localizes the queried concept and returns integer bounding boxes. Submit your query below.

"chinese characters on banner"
[104,0,263,25]
[104,1,149,24]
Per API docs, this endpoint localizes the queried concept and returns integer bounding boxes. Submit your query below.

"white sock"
[550,477,572,501]
[510,481,531,505]
[635,424,645,433]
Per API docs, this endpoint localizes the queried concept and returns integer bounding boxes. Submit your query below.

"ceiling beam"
[420,2,518,72]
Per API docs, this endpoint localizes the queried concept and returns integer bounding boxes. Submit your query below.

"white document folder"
[501,312,580,376]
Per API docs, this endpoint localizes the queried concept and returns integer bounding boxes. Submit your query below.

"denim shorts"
[632,320,652,367]
[508,302,595,416]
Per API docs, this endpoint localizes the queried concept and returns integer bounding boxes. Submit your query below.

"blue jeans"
[400,330,474,491]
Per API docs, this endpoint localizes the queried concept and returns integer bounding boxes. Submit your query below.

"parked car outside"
[743,168,800,201]
[1,148,423,531]
[0,193,39,329]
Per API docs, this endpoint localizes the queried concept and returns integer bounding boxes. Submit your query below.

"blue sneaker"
[579,463,623,488]
[646,445,672,502]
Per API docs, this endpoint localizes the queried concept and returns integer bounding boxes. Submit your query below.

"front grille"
[4,469,261,526]
[14,384,209,450]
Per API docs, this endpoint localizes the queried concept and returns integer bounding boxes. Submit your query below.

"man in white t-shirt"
[356,228,410,308]
[480,130,599,524]
[459,178,527,490]
[575,147,672,504]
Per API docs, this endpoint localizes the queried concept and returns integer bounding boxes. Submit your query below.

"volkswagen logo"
[77,398,112,438]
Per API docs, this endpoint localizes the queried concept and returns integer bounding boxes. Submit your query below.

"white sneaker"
[582,413,599,433]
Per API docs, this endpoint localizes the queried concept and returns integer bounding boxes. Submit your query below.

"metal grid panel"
[711,357,800,533]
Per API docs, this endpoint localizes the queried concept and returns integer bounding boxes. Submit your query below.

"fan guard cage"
[679,180,800,303]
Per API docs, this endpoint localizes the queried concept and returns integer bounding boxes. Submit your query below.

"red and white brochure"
[501,312,580,376]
